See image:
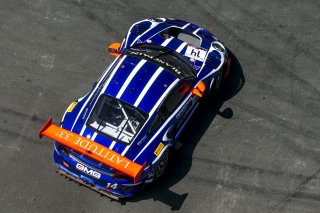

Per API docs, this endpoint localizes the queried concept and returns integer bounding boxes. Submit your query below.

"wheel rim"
[155,150,169,178]
[214,72,222,90]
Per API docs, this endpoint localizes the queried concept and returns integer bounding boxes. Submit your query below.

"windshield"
[87,95,148,144]
[126,44,195,79]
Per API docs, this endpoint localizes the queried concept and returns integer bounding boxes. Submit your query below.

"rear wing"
[39,118,146,183]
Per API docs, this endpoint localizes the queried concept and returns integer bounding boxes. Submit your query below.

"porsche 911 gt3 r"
[39,18,230,199]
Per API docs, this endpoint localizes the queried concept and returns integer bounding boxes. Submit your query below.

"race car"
[39,18,230,200]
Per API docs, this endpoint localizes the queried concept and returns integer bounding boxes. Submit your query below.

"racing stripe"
[161,37,174,47]
[192,27,202,35]
[109,141,116,150]
[119,61,159,105]
[137,70,176,113]
[104,56,142,97]
[134,67,164,107]
[175,41,188,53]
[116,59,147,99]
[90,132,98,141]
[181,23,190,29]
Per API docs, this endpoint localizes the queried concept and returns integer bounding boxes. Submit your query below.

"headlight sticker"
[67,101,78,112]
[154,142,164,156]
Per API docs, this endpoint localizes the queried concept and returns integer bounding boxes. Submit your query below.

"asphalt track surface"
[1,0,320,212]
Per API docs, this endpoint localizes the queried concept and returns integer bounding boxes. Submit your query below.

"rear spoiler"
[39,118,146,183]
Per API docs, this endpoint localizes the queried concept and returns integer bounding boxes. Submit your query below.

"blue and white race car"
[39,18,230,200]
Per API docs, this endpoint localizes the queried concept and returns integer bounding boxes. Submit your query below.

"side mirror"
[192,81,206,98]
[108,43,121,57]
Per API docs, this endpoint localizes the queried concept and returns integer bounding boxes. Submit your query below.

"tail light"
[61,145,71,155]
[113,171,131,180]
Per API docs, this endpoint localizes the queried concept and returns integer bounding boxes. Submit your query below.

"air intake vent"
[206,52,221,68]
[131,22,151,35]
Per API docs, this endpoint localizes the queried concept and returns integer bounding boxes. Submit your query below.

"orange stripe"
[39,118,145,183]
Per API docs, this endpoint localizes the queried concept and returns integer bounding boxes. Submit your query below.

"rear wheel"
[154,149,169,179]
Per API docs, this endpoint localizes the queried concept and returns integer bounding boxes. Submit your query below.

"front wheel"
[209,71,222,96]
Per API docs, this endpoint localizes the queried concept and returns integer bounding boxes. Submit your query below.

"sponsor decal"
[126,50,182,76]
[154,142,164,156]
[67,101,78,113]
[106,182,118,190]
[76,163,101,179]
[185,45,207,62]
[56,131,131,169]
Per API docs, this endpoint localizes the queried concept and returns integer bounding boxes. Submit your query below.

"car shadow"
[121,50,245,210]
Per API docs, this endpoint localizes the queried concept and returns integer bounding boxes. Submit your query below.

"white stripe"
[79,124,87,135]
[91,132,98,140]
[121,78,179,156]
[116,59,147,99]
[134,67,164,107]
[133,92,191,161]
[124,32,131,48]
[70,56,121,131]
[161,37,174,47]
[78,56,127,135]
[192,28,202,35]
[181,23,190,29]
[120,38,126,51]
[109,141,116,150]
[192,27,203,46]
[176,42,188,53]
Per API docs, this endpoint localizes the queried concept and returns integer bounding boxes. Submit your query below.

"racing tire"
[209,71,223,96]
[154,149,169,179]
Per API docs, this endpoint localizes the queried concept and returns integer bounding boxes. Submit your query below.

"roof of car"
[103,54,181,114]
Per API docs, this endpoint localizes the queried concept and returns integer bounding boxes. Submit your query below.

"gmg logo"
[76,163,101,179]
